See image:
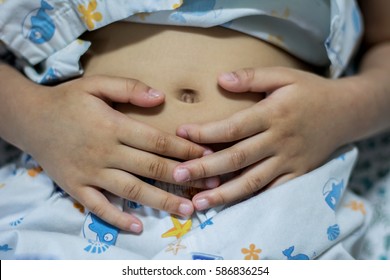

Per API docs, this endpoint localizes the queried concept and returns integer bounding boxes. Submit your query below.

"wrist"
[333,73,389,145]
[0,65,50,151]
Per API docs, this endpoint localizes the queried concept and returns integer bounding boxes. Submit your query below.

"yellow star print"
[161,216,192,239]
[78,0,103,30]
[173,0,183,9]
[166,239,186,255]
[73,202,85,214]
[27,166,43,177]
[345,200,366,215]
[135,12,151,21]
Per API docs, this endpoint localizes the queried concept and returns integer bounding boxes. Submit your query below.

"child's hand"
[174,67,353,210]
[23,75,211,232]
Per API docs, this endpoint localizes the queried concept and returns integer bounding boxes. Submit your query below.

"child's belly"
[82,22,309,135]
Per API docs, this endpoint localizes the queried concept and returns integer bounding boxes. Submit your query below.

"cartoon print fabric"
[24,0,55,44]
[0,146,372,259]
[1,0,386,260]
[349,132,390,260]
[0,0,361,83]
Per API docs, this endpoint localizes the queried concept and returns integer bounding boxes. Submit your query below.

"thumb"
[82,75,165,107]
[217,67,296,93]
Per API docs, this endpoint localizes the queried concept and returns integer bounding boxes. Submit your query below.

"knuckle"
[275,102,292,119]
[148,159,168,179]
[125,79,138,92]
[230,149,247,170]
[89,203,107,220]
[209,189,227,206]
[226,121,242,140]
[122,182,144,202]
[185,145,194,160]
[185,144,199,160]
[243,176,263,195]
[159,195,179,213]
[125,78,139,94]
[241,68,255,82]
[197,161,208,178]
[192,126,203,143]
[153,135,170,153]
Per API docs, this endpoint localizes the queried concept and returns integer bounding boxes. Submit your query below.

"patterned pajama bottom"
[0,143,379,259]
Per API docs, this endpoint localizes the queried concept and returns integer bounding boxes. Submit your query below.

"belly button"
[178,89,200,104]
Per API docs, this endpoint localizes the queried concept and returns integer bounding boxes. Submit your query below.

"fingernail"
[205,177,219,189]
[194,198,209,210]
[148,88,164,98]
[220,72,238,82]
[174,167,190,182]
[130,223,142,233]
[178,203,193,216]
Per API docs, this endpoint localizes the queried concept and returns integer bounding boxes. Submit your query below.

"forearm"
[0,63,46,151]
[337,41,390,144]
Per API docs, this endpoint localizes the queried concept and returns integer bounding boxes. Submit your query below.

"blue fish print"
[327,224,340,241]
[40,67,59,84]
[9,217,24,227]
[323,180,344,211]
[191,252,223,260]
[127,200,143,209]
[28,0,55,44]
[171,0,217,23]
[337,153,346,161]
[84,240,110,254]
[282,246,309,260]
[0,244,13,252]
[88,214,119,246]
[200,218,213,229]
[176,0,217,14]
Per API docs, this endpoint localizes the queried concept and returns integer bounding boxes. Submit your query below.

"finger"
[176,105,270,144]
[98,169,194,218]
[108,145,220,189]
[80,75,165,107]
[173,133,274,182]
[76,186,143,233]
[118,117,212,160]
[267,173,298,189]
[191,156,283,210]
[218,67,296,93]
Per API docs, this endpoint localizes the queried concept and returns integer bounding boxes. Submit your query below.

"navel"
[178,88,200,104]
